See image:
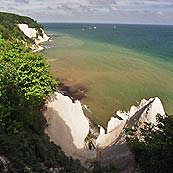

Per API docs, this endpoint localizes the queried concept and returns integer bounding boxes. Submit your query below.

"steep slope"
[0,11,169,173]
[44,90,165,172]
[96,97,165,149]
[0,12,85,173]
[18,23,49,52]
[0,12,42,40]
[0,12,49,52]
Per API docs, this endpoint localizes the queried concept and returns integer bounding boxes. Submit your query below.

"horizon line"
[40,21,173,26]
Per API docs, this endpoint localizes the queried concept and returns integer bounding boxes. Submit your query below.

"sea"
[43,23,173,127]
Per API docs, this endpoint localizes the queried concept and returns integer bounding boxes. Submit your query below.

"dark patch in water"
[56,78,87,102]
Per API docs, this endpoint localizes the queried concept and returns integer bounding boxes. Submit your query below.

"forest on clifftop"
[0,12,85,173]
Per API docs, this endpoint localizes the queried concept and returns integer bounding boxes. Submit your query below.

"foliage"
[0,36,85,172]
[0,12,43,41]
[0,112,84,173]
[126,114,173,173]
[0,36,56,135]
[91,161,119,173]
[0,12,86,173]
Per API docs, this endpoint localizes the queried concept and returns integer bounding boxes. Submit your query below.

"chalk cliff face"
[44,92,165,163]
[18,23,49,52]
[43,92,96,163]
[44,92,89,149]
[128,97,165,126]
[96,97,165,149]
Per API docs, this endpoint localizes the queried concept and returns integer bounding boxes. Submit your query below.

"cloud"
[15,0,29,4]
[1,0,173,24]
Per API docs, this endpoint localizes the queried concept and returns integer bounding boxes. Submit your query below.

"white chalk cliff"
[44,92,96,163]
[44,92,89,149]
[96,97,165,149]
[44,92,165,162]
[18,23,49,52]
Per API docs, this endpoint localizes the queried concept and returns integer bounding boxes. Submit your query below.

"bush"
[0,36,56,134]
[127,114,173,173]
[0,35,85,172]
[0,12,43,41]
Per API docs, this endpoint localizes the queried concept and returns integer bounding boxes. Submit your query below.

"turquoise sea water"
[43,23,173,126]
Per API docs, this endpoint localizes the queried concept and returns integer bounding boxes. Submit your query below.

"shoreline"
[42,30,166,171]
[43,25,173,120]
[42,28,166,165]
[56,78,87,102]
[18,23,50,52]
[44,87,165,170]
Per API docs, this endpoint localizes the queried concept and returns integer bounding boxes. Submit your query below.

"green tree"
[0,36,56,134]
[0,12,43,41]
[127,114,173,173]
[0,36,85,172]
[0,11,86,172]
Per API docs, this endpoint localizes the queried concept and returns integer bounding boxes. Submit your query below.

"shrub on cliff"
[0,36,56,134]
[126,114,173,173]
[0,11,87,172]
[0,12,43,41]
[0,35,85,172]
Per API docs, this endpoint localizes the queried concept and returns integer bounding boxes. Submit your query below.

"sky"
[0,0,173,24]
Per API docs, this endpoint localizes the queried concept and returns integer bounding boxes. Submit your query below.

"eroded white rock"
[96,119,126,149]
[18,24,37,38]
[140,97,165,124]
[44,92,165,162]
[44,92,89,149]
[18,23,49,52]
[128,97,165,125]
[96,97,165,149]
[43,92,98,164]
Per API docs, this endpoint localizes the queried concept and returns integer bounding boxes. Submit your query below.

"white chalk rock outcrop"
[44,93,165,161]
[44,92,89,149]
[35,29,49,45]
[44,92,96,163]
[96,97,165,149]
[18,24,37,38]
[96,118,126,149]
[18,24,49,52]
[128,97,165,125]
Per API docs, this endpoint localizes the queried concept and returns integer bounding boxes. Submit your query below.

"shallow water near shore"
[43,23,173,127]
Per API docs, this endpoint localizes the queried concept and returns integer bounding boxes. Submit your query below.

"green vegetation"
[0,36,56,135]
[0,12,43,40]
[0,36,84,172]
[126,114,173,173]
[0,12,85,172]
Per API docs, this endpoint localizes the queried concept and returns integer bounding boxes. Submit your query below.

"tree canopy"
[0,12,85,172]
[0,12,43,41]
[127,114,173,173]
[0,36,56,134]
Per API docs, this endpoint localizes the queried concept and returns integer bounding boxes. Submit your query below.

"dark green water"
[44,23,173,61]
[43,23,173,126]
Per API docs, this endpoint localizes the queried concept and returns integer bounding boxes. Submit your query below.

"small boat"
[113,25,117,29]
[93,26,97,29]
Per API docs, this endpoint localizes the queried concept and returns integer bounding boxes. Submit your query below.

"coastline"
[44,87,165,170]
[18,23,50,52]
[36,27,166,169]
[44,31,173,128]
[38,28,167,172]
[57,78,87,102]
[1,11,172,173]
